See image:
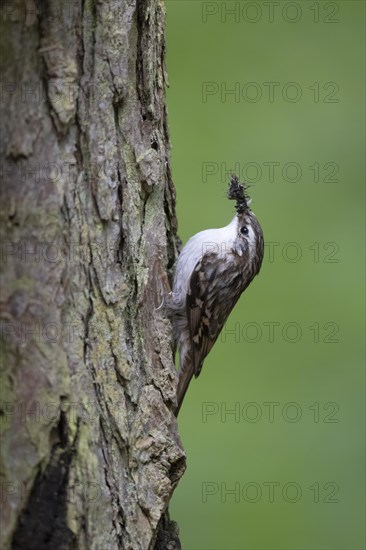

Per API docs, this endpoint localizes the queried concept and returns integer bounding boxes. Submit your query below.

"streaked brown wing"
[186,254,241,377]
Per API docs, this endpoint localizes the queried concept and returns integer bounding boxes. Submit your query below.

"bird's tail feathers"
[176,353,195,416]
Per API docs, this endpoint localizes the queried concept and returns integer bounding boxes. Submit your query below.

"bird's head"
[228,174,264,264]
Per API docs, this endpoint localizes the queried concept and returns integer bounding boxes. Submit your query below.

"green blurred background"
[165,1,365,549]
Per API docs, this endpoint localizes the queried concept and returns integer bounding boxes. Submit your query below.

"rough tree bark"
[0,1,186,548]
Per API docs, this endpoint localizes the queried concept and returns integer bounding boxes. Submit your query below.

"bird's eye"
[241,226,249,235]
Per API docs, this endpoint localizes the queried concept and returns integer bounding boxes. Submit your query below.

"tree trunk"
[0,1,185,548]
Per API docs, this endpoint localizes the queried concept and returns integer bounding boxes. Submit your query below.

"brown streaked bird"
[170,174,264,414]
